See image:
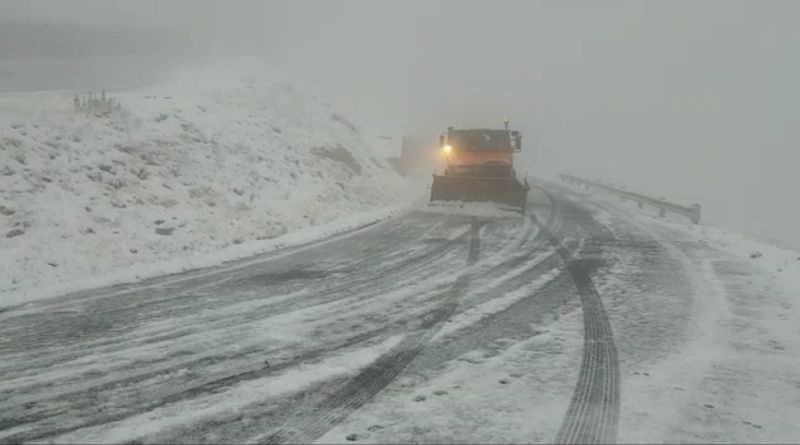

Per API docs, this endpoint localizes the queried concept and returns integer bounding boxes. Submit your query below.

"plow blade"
[430,174,530,211]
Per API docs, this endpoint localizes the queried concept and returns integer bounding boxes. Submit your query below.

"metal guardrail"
[559,173,702,224]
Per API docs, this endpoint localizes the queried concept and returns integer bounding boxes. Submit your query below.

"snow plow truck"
[430,122,530,212]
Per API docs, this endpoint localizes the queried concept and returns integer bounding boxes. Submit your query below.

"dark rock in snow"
[433,390,448,396]
[499,379,510,384]
[750,251,763,259]
[47,262,58,267]
[311,145,362,174]
[84,227,95,234]
[367,425,384,432]
[154,219,165,225]
[155,227,175,236]
[233,238,244,245]
[704,404,715,409]
[131,167,148,180]
[768,339,785,350]
[129,248,138,254]
[98,164,114,173]
[109,178,125,190]
[0,205,15,216]
[345,433,358,441]
[6,228,24,238]
[413,395,426,402]
[331,113,358,133]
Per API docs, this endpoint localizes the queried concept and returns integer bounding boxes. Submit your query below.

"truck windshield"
[449,130,511,151]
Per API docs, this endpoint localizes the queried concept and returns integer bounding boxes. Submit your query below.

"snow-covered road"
[1,182,798,444]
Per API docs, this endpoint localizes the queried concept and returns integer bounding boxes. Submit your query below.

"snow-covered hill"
[0,65,411,306]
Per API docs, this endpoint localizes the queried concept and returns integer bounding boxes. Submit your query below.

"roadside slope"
[0,65,409,306]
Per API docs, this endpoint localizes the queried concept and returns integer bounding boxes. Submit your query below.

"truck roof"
[448,128,511,151]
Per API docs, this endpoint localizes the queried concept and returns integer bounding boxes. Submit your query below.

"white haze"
[2,0,798,248]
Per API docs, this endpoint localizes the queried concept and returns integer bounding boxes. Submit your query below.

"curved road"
[0,181,703,444]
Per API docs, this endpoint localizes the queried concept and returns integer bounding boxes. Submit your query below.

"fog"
[2,0,798,248]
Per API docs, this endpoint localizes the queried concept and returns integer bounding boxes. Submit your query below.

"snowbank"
[0,64,412,306]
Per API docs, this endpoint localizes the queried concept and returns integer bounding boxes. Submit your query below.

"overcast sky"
[2,0,798,247]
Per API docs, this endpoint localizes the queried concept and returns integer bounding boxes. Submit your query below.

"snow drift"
[0,64,410,306]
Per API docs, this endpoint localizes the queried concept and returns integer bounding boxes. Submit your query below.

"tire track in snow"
[555,258,619,444]
[0,241,463,400]
[0,214,483,440]
[0,216,466,377]
[532,188,620,445]
[0,210,542,444]
[0,221,477,443]
[0,235,459,388]
[0,216,448,355]
[260,217,484,445]
[0,327,395,444]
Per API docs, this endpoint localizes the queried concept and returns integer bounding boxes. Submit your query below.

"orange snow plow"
[430,123,530,211]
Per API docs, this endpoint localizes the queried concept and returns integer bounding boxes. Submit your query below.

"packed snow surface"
[423,200,524,218]
[0,64,411,307]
